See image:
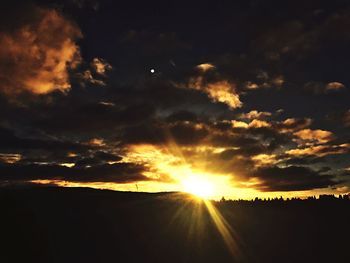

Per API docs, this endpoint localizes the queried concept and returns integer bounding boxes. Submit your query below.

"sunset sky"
[1,0,350,199]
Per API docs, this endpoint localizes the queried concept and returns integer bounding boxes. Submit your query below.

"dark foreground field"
[1,187,349,263]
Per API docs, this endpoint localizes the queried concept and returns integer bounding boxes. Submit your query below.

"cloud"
[121,121,209,146]
[76,57,112,86]
[343,110,350,127]
[205,81,242,109]
[238,71,285,91]
[287,144,350,157]
[252,166,338,192]
[166,110,198,123]
[252,10,350,63]
[35,101,156,133]
[189,77,242,109]
[0,153,21,164]
[277,118,312,133]
[0,126,85,152]
[0,7,82,95]
[244,81,259,90]
[74,151,122,167]
[85,138,106,147]
[231,120,249,129]
[251,154,277,167]
[77,70,106,86]
[252,73,285,89]
[248,119,271,128]
[0,162,149,183]
[196,63,216,72]
[228,119,272,129]
[293,129,334,144]
[91,58,112,75]
[326,82,346,91]
[304,81,346,94]
[240,110,272,120]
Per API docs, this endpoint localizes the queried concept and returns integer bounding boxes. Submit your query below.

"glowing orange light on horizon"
[182,176,215,199]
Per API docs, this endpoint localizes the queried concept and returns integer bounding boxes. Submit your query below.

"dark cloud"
[279,156,324,166]
[34,100,156,134]
[74,151,122,167]
[166,110,198,123]
[304,81,346,94]
[343,110,350,127]
[252,166,339,192]
[0,126,85,152]
[0,162,148,183]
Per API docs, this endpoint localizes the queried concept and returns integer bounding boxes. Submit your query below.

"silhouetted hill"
[0,187,349,263]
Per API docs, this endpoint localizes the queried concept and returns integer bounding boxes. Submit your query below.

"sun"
[182,176,215,199]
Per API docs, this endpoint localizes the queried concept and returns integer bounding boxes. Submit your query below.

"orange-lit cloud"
[248,119,271,128]
[244,73,284,90]
[326,82,345,92]
[85,138,106,147]
[0,8,82,95]
[305,81,346,94]
[240,110,272,119]
[287,143,350,157]
[189,77,242,109]
[78,58,112,86]
[271,75,285,87]
[205,81,242,109]
[0,153,21,164]
[279,118,312,132]
[79,70,106,86]
[196,63,216,72]
[245,81,259,90]
[231,119,271,129]
[91,58,112,75]
[252,154,277,167]
[231,120,249,128]
[293,129,334,144]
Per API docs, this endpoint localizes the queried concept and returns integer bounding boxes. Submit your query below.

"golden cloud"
[248,119,271,128]
[0,153,21,164]
[293,129,334,144]
[189,77,242,109]
[231,120,249,128]
[206,81,242,109]
[287,143,350,157]
[252,154,277,167]
[0,8,82,95]
[196,63,216,72]
[279,118,312,133]
[231,119,272,129]
[240,110,272,120]
[85,138,106,147]
[245,81,259,90]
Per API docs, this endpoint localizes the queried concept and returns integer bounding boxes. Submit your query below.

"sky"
[0,0,349,199]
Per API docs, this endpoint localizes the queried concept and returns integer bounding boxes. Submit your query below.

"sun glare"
[182,176,215,199]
